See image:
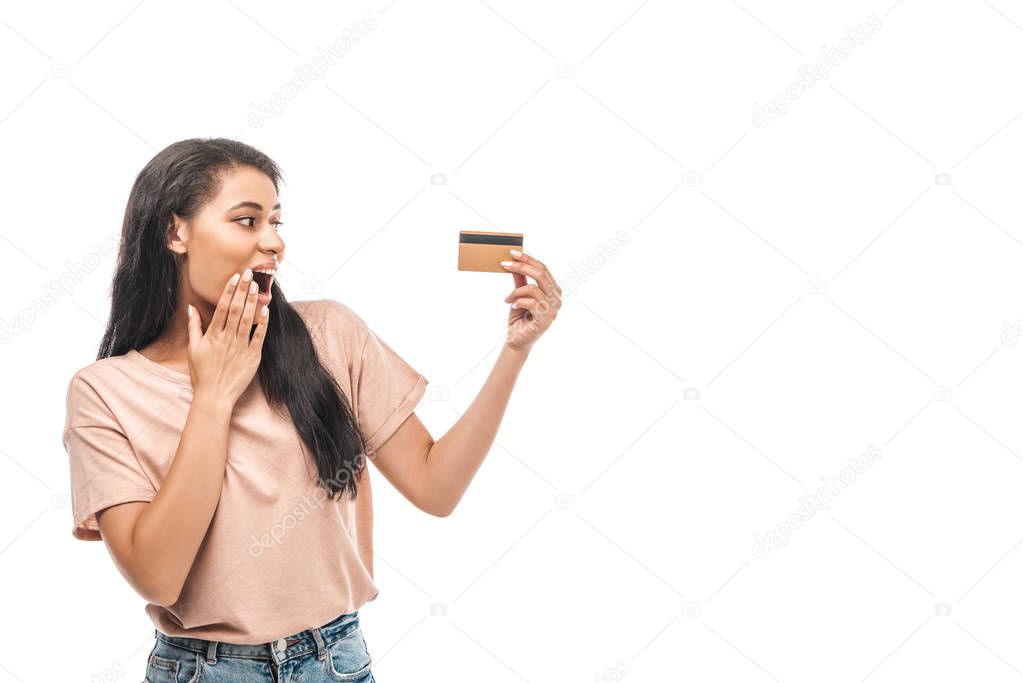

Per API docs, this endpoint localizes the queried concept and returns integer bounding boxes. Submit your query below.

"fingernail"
[230,273,240,285]
[187,304,193,318]
[500,261,513,267]
[249,281,258,293]
[243,268,253,281]
[510,249,522,258]
[511,302,519,308]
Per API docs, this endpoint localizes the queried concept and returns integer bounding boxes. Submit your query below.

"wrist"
[501,343,531,363]
[190,387,236,419]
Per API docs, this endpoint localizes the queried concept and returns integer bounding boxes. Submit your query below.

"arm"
[370,344,530,517]
[96,389,234,606]
[370,249,561,517]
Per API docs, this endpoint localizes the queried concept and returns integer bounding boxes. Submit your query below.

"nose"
[260,237,284,263]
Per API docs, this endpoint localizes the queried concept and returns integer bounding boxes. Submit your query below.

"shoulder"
[64,355,136,429]
[66,354,135,396]
[291,298,365,324]
[290,299,376,371]
[291,298,371,342]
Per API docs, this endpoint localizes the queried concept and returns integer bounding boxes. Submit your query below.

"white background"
[2,0,1023,681]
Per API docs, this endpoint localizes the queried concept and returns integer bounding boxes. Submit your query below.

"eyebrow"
[226,201,282,212]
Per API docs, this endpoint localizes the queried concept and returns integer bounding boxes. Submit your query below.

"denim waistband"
[154,610,360,665]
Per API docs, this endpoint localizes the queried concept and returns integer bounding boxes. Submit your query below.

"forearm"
[131,390,233,604]
[425,343,529,514]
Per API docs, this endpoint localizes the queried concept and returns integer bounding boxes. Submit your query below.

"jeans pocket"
[144,641,202,683]
[324,624,373,682]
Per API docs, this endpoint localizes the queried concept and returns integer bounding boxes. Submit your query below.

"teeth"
[254,268,276,276]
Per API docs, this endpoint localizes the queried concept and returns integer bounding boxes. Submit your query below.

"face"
[168,165,285,316]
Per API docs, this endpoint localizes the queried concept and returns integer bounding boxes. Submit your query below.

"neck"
[143,301,205,362]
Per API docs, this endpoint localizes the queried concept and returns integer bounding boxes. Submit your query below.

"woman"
[62,137,561,682]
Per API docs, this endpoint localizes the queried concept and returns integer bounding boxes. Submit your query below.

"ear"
[167,212,189,257]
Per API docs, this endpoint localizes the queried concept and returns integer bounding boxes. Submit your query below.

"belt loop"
[311,627,327,660]
[206,639,218,664]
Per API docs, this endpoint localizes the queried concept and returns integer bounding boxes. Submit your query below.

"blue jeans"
[144,610,375,682]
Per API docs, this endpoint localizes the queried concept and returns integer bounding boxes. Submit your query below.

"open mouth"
[252,270,274,295]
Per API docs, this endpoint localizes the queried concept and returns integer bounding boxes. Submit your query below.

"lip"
[250,261,278,272]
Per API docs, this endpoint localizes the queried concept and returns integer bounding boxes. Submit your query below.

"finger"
[501,260,554,296]
[510,297,553,316]
[510,297,536,310]
[511,271,527,289]
[511,249,546,271]
[210,273,241,335]
[186,304,202,352]
[504,284,544,302]
[226,269,253,338]
[238,276,260,339]
[513,250,562,297]
[248,303,270,352]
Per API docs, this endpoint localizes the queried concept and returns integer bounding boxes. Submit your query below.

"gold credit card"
[457,230,524,272]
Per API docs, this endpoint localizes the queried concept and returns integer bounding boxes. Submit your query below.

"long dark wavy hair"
[96,137,369,501]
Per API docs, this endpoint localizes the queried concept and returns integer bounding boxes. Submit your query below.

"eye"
[236,217,284,231]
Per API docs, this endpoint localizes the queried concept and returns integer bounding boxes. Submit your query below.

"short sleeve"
[335,302,429,455]
[63,373,156,541]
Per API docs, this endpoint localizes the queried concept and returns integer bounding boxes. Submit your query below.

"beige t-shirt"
[62,298,428,644]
